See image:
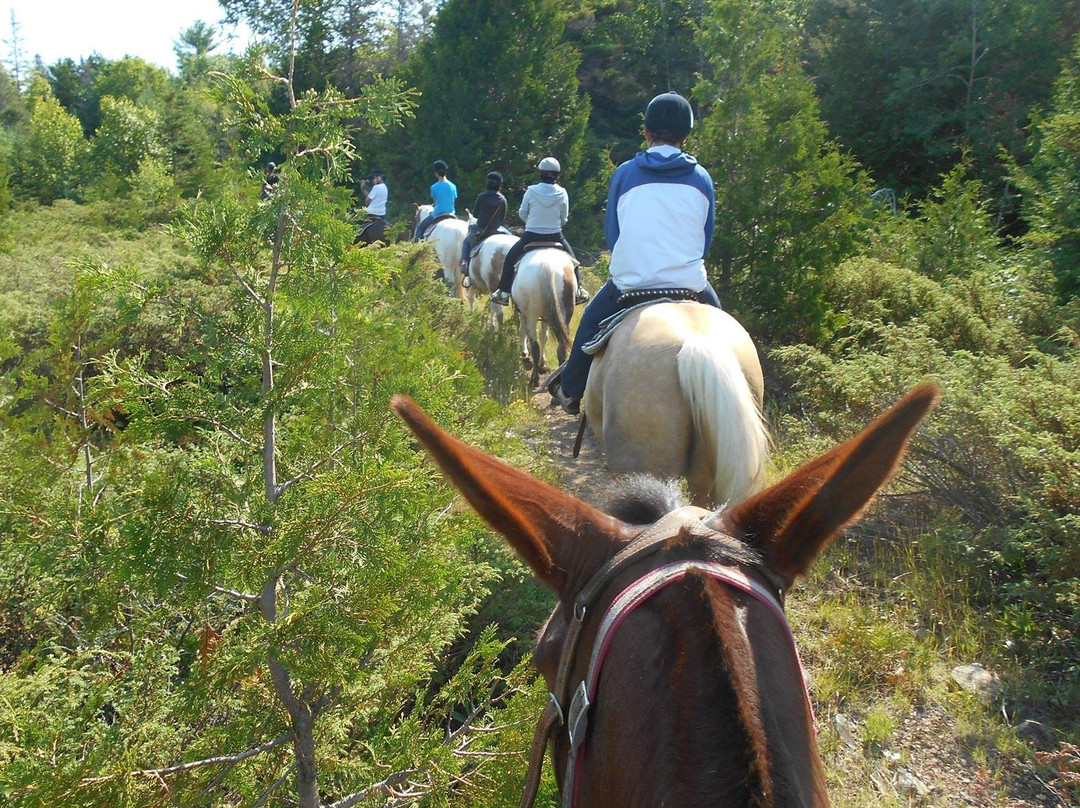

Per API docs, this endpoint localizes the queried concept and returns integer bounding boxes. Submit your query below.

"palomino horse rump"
[584,302,768,507]
[392,384,938,808]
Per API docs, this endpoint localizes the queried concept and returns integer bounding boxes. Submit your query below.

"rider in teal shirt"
[414,159,458,241]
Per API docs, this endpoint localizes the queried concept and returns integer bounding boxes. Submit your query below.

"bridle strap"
[518,695,562,808]
[564,559,803,808]
[516,506,711,808]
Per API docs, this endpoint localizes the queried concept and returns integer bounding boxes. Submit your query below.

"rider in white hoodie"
[548,92,721,414]
[492,157,588,305]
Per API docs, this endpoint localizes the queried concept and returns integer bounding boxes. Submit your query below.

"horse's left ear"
[721,384,940,589]
[391,395,633,598]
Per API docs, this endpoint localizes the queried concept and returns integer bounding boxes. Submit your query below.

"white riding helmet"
[537,156,561,173]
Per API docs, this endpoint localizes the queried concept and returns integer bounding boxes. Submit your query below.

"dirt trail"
[532,388,610,504]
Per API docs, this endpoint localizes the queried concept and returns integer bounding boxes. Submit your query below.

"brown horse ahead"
[392,384,939,808]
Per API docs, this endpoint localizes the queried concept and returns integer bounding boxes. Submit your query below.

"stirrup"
[491,290,511,306]
[542,364,564,397]
[550,383,580,415]
[575,287,590,305]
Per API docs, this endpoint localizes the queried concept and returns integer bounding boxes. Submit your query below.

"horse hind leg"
[536,320,550,376]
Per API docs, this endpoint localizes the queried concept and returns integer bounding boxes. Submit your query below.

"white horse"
[415,204,469,299]
[511,248,578,387]
[464,231,517,327]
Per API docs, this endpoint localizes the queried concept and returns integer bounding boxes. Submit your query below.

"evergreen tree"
[395,0,590,238]
[47,55,109,137]
[568,0,706,164]
[0,33,548,806]
[803,0,1080,208]
[693,0,869,344]
[1013,33,1080,302]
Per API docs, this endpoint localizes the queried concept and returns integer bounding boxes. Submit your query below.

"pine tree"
[395,0,590,235]
[693,0,869,344]
[1013,33,1080,302]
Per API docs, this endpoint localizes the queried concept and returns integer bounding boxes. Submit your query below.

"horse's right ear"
[391,395,634,598]
[722,384,939,589]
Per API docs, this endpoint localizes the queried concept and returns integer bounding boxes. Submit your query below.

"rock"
[1016,719,1055,750]
[835,713,859,749]
[950,663,1003,703]
[896,767,930,799]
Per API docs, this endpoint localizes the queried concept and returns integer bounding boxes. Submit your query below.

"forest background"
[1,0,1079,805]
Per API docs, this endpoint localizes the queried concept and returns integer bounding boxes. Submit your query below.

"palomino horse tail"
[676,337,769,505]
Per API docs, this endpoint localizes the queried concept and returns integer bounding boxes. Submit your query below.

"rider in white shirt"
[364,170,388,217]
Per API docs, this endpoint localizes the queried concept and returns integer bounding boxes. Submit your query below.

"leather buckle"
[567,681,591,755]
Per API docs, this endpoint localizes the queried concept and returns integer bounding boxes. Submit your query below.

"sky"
[1,0,251,74]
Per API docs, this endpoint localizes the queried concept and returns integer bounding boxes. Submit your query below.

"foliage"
[1012,32,1080,302]
[567,0,706,165]
[85,95,167,197]
[383,0,592,241]
[12,77,87,203]
[803,0,1080,208]
[693,0,871,344]
[769,166,1080,723]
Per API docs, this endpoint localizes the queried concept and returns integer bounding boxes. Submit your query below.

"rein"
[518,506,808,808]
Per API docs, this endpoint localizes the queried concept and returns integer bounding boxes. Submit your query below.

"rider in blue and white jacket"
[550,92,722,414]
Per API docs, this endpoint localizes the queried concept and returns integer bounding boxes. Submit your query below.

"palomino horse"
[464,231,517,327]
[415,204,469,299]
[583,302,768,508]
[392,384,939,808]
[512,248,577,387]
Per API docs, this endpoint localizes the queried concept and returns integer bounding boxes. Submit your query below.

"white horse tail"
[542,256,574,355]
[676,337,769,505]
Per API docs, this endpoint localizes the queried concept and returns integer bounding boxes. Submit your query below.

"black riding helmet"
[433,159,448,173]
[644,92,694,141]
[486,171,503,189]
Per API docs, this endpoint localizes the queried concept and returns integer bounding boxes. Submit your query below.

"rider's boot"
[550,382,580,415]
[491,289,511,306]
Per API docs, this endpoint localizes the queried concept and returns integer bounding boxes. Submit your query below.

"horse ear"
[723,384,939,588]
[391,395,631,597]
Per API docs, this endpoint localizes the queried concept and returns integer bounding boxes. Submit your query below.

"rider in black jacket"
[460,172,509,279]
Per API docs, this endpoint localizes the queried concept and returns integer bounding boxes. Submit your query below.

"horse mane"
[597,474,685,525]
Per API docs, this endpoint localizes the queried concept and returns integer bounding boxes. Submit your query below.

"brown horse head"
[391,384,939,807]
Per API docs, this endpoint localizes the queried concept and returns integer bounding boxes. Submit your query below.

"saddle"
[514,240,581,270]
[582,294,700,356]
[467,227,512,260]
[420,213,458,240]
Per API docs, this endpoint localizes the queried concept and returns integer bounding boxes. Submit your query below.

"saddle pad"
[582,298,696,355]
[468,228,512,259]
